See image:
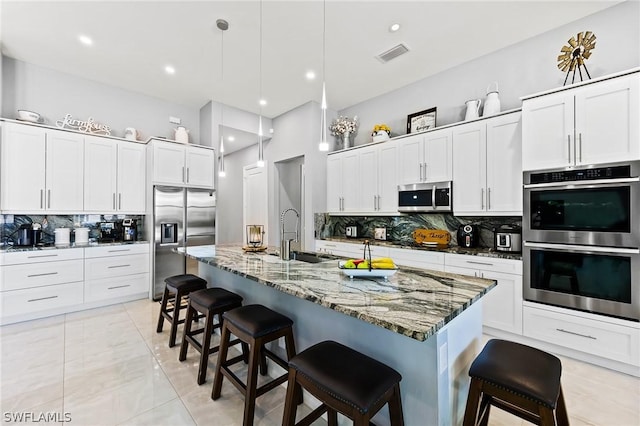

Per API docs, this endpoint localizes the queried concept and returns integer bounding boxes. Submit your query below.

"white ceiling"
[1,0,623,120]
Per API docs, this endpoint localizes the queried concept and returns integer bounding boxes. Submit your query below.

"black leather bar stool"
[156,274,207,347]
[211,304,299,426]
[282,340,404,426]
[178,287,244,385]
[463,339,569,426]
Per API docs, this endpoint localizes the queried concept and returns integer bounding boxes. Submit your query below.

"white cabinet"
[0,123,84,213]
[522,72,639,170]
[397,128,452,185]
[0,248,84,324]
[453,112,522,216]
[315,240,388,259]
[84,136,146,213]
[358,142,398,213]
[444,254,523,335]
[151,140,215,188]
[326,150,359,213]
[523,303,639,367]
[84,244,149,302]
[387,247,444,271]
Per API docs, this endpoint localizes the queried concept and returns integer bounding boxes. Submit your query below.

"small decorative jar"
[372,130,390,143]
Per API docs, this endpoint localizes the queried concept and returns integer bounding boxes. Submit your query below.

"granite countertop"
[176,245,496,342]
[0,240,150,253]
[318,237,523,260]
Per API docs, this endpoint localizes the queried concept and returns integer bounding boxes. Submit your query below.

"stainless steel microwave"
[398,181,452,213]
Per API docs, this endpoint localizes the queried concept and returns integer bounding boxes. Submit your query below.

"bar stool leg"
[168,290,183,347]
[284,331,303,405]
[327,409,338,426]
[178,304,195,361]
[463,377,483,426]
[212,322,231,400]
[388,384,404,426]
[197,310,215,385]
[556,386,569,426]
[156,286,170,332]
[243,337,262,426]
[282,369,299,426]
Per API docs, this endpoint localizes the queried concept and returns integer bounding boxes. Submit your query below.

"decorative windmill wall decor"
[557,31,596,86]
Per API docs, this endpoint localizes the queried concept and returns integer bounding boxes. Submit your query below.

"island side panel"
[199,262,483,426]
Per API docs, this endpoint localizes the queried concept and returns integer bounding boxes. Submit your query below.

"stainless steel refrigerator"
[153,186,216,299]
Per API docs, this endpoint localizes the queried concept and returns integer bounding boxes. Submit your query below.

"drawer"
[388,247,445,271]
[444,253,522,275]
[0,260,84,291]
[0,281,84,318]
[85,273,149,303]
[315,240,388,259]
[84,243,149,258]
[0,248,84,266]
[84,253,149,280]
[523,305,639,366]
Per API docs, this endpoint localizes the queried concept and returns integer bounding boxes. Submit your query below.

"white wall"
[342,1,640,147]
[2,56,201,142]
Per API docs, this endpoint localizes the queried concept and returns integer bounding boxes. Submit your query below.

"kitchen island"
[176,245,496,426]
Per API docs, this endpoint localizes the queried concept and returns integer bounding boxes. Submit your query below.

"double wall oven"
[523,161,640,321]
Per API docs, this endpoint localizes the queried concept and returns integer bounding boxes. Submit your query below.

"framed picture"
[406,107,437,134]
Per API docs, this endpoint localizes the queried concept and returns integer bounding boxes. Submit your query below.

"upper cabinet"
[453,112,522,216]
[522,72,639,170]
[1,123,84,213]
[84,136,146,213]
[151,140,215,188]
[326,149,359,214]
[397,128,452,185]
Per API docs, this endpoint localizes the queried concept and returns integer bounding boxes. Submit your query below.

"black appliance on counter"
[16,224,42,246]
[98,221,122,242]
[122,219,138,242]
[457,224,479,248]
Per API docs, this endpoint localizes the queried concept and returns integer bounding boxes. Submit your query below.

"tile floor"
[0,299,638,425]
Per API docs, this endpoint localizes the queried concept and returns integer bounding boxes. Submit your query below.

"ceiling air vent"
[376,43,410,63]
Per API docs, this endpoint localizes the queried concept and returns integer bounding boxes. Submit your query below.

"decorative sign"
[56,114,111,135]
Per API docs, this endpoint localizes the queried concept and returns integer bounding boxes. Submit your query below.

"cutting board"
[412,229,451,246]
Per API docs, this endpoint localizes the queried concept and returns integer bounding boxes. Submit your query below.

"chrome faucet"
[280,208,300,260]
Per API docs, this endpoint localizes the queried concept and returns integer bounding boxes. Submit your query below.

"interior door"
[243,166,268,246]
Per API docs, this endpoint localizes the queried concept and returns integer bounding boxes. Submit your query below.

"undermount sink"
[291,252,327,263]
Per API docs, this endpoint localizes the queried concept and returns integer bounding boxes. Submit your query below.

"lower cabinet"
[0,244,150,324]
[84,244,150,303]
[444,253,523,335]
[387,246,444,271]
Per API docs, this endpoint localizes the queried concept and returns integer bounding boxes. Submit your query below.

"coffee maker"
[122,219,138,242]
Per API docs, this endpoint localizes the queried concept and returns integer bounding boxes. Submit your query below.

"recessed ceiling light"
[259,99,267,106]
[78,35,93,46]
[306,71,316,80]
[389,23,401,32]
[228,136,235,142]
[164,65,176,75]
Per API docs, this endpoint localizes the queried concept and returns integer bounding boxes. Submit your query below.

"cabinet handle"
[187,168,190,183]
[27,272,59,278]
[377,195,381,210]
[556,328,596,340]
[28,295,58,302]
[423,163,427,181]
[480,188,484,210]
[578,133,582,163]
[27,254,58,259]
[108,249,130,253]
[182,166,185,182]
[108,284,131,290]
[567,135,571,164]
[40,189,44,209]
[47,189,51,208]
[119,193,122,210]
[108,264,131,269]
[466,260,494,266]
[419,163,423,181]
[487,187,491,210]
[373,195,377,210]
[113,193,116,210]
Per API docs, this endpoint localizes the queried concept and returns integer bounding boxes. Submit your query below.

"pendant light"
[217,19,228,177]
[318,0,329,152]
[256,0,265,167]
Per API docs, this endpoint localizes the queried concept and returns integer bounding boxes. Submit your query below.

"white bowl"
[17,110,40,122]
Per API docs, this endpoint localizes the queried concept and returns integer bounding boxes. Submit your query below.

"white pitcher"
[483,82,501,117]
[464,99,482,121]
[175,126,189,144]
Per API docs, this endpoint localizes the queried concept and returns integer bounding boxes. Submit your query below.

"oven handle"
[524,176,639,189]
[524,241,640,255]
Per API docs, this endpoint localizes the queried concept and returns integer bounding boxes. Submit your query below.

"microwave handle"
[524,176,640,189]
[432,184,436,208]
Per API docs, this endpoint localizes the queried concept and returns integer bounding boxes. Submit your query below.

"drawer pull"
[108,285,131,290]
[27,295,59,302]
[27,254,59,259]
[465,260,494,266]
[27,272,59,278]
[108,249,131,253]
[108,264,131,269]
[556,328,596,340]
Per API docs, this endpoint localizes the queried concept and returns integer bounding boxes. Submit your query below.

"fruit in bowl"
[340,258,396,269]
[17,110,41,123]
